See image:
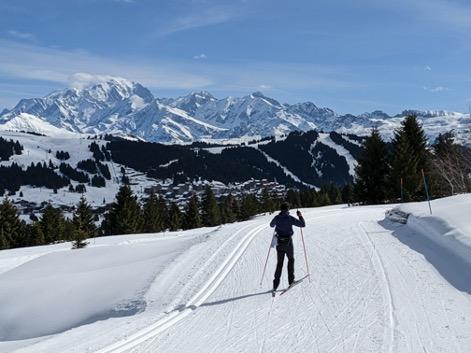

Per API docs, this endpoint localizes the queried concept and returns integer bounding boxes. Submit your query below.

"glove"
[296,210,302,217]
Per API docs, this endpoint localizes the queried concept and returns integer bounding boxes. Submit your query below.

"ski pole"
[259,234,274,287]
[300,227,311,282]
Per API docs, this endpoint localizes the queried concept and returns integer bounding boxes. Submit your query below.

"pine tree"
[142,192,163,233]
[328,184,342,204]
[260,188,275,213]
[286,190,301,208]
[183,195,201,230]
[389,116,427,201]
[30,221,45,246]
[0,227,7,250]
[239,194,259,220]
[0,198,23,248]
[103,185,142,235]
[201,186,221,226]
[72,196,95,248]
[318,190,331,206]
[220,194,237,224]
[155,196,168,227]
[354,128,390,204]
[167,202,182,231]
[341,184,355,205]
[40,204,66,243]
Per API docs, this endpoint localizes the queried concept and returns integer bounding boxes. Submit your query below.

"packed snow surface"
[1,197,471,353]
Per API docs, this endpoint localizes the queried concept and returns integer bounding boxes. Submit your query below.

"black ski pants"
[273,238,294,290]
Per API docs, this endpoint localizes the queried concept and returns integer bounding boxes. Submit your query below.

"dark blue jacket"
[270,211,305,238]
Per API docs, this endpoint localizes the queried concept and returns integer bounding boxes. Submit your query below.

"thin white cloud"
[424,85,449,92]
[156,5,241,36]
[0,39,211,90]
[7,30,34,41]
[424,65,432,71]
[193,53,208,60]
[0,39,360,107]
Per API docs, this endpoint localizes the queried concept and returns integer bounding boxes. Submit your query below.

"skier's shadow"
[201,290,273,307]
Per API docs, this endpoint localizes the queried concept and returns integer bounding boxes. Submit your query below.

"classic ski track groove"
[95,223,267,353]
[358,221,396,353]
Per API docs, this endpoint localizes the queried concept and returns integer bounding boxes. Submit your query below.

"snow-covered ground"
[0,131,159,210]
[1,197,471,353]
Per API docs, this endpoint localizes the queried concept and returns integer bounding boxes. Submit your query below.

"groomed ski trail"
[94,223,267,353]
[123,206,471,353]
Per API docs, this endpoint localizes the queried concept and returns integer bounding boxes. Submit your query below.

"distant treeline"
[0,182,353,251]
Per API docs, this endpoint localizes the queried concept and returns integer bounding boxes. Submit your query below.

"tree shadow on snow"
[378,219,471,295]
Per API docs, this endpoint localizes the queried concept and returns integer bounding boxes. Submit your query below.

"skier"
[269,203,305,293]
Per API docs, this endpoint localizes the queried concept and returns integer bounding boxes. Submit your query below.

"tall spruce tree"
[183,195,201,230]
[30,221,45,246]
[260,188,275,213]
[0,227,7,250]
[40,203,65,243]
[0,198,23,249]
[142,192,163,233]
[239,194,259,220]
[389,115,428,201]
[72,196,95,248]
[220,194,237,224]
[354,128,390,204]
[167,202,182,231]
[103,185,142,235]
[327,184,343,204]
[201,186,221,226]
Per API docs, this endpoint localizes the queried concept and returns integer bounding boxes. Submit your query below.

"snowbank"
[0,232,200,341]
[388,194,471,268]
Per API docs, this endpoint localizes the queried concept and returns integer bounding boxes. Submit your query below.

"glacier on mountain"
[1,76,469,144]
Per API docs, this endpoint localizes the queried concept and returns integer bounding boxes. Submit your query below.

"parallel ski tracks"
[358,221,396,353]
[95,223,267,353]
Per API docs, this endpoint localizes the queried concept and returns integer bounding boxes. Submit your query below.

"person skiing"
[269,203,305,293]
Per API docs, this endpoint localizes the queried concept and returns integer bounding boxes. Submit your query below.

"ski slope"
[1,198,471,353]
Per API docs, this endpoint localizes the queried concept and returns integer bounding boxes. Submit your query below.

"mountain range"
[1,76,470,144]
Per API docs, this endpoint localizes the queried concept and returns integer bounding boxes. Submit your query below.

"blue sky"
[0,0,470,114]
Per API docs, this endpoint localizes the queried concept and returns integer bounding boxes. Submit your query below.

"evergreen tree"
[103,185,142,235]
[327,184,342,204]
[142,192,164,233]
[157,196,169,229]
[0,198,23,248]
[239,194,259,220]
[0,227,7,250]
[341,184,355,205]
[260,188,275,213]
[286,189,301,208]
[40,204,66,243]
[318,190,331,206]
[220,194,237,224]
[354,128,390,204]
[30,221,45,246]
[389,116,428,201]
[201,186,221,226]
[167,202,182,231]
[183,194,201,230]
[72,196,95,248]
